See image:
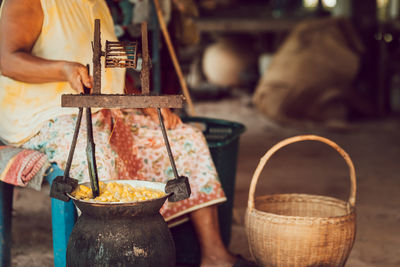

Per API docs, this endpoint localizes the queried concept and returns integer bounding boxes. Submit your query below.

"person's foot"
[232,255,258,267]
[201,252,237,267]
[201,254,257,267]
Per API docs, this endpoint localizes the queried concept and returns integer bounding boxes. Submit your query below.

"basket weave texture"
[245,135,356,267]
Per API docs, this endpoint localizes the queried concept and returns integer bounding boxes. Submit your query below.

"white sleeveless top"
[0,0,125,145]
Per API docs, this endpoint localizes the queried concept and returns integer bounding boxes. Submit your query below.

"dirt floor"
[10,95,400,266]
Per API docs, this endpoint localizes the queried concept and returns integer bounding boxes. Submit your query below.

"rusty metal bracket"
[157,108,191,202]
[49,107,82,201]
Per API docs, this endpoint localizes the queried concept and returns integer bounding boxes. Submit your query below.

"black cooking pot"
[66,180,175,267]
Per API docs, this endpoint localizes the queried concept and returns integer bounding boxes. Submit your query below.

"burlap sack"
[253,17,365,124]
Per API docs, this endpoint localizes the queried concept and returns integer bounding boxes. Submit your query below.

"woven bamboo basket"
[245,135,356,267]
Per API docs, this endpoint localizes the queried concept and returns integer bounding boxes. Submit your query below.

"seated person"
[0,0,254,266]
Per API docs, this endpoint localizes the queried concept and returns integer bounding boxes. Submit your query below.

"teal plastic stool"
[45,164,78,267]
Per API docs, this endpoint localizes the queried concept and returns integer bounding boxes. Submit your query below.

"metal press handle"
[85,106,100,197]
[63,107,83,180]
[157,108,179,180]
[84,64,100,198]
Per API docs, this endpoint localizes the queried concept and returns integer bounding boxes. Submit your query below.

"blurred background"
[110,0,400,124]
[2,0,400,266]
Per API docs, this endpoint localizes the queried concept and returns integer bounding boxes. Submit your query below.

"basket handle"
[247,135,356,211]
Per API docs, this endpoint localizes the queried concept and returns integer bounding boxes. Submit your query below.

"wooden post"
[150,1,162,94]
[153,0,196,116]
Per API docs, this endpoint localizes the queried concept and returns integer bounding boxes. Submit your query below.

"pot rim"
[67,179,170,205]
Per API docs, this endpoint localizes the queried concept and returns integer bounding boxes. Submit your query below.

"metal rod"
[86,107,100,198]
[157,108,179,179]
[141,21,150,95]
[63,107,83,180]
[107,52,136,56]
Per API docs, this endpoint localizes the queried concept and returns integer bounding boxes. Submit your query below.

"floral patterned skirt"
[22,109,226,224]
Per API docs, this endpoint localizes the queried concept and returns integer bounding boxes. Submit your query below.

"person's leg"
[190,205,237,267]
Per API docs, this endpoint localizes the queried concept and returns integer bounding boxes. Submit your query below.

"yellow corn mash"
[71,182,165,202]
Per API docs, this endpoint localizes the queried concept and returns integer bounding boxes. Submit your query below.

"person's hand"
[144,108,182,129]
[62,62,92,93]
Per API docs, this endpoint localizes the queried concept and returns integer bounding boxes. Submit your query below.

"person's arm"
[0,0,91,93]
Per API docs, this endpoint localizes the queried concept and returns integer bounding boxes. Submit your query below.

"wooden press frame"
[61,19,184,109]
